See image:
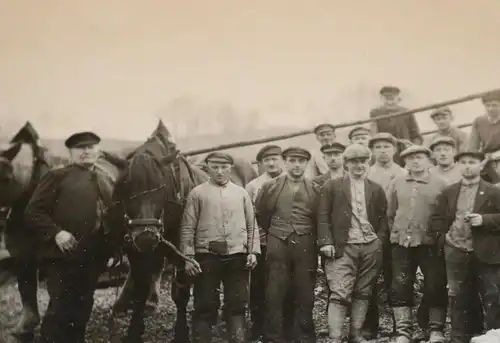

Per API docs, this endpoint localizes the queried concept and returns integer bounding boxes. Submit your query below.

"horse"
[108,120,257,343]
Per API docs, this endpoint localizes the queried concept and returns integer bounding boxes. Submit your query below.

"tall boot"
[192,318,212,343]
[327,302,347,343]
[449,296,470,343]
[428,307,446,343]
[350,299,370,343]
[392,307,412,343]
[227,315,246,343]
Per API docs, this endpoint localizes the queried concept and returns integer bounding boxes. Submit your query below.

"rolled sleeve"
[179,190,199,256]
[244,193,260,254]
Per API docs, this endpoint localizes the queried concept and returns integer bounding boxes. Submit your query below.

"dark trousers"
[192,253,249,343]
[478,262,500,330]
[390,244,448,325]
[265,233,317,343]
[39,243,109,343]
[444,243,485,343]
[250,245,294,338]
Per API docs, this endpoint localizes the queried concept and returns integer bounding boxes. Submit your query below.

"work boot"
[327,302,347,343]
[428,307,446,343]
[350,299,370,343]
[227,315,246,343]
[393,307,412,343]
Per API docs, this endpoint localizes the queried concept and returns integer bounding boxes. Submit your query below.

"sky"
[0,0,499,141]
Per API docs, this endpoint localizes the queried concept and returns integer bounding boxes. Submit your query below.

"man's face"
[285,156,308,178]
[432,144,455,167]
[315,128,336,146]
[372,141,395,164]
[69,144,100,166]
[485,100,500,118]
[207,161,232,184]
[261,155,283,175]
[433,114,453,131]
[405,153,428,173]
[458,156,482,179]
[351,133,371,147]
[345,157,370,177]
[381,93,399,106]
[323,151,343,170]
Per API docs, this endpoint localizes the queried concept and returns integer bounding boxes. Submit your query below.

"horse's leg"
[112,268,135,314]
[171,267,192,343]
[145,258,164,315]
[10,258,40,341]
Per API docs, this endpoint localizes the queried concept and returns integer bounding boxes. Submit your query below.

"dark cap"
[454,151,485,163]
[368,132,397,149]
[430,106,452,119]
[320,142,346,154]
[205,152,234,165]
[429,136,456,151]
[64,131,101,148]
[489,149,500,162]
[282,147,311,161]
[482,91,500,103]
[399,145,431,159]
[380,85,401,95]
[313,123,335,134]
[256,145,282,161]
[348,126,371,140]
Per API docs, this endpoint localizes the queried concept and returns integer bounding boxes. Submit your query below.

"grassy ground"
[0,272,414,343]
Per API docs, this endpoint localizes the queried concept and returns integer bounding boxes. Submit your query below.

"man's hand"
[185,258,202,276]
[55,230,78,254]
[246,253,258,269]
[320,245,335,258]
[465,213,483,227]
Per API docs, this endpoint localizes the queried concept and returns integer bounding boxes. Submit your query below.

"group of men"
[16,85,500,343]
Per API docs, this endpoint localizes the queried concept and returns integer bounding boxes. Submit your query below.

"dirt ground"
[0,272,414,343]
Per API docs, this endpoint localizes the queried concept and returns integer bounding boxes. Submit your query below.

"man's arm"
[428,189,449,242]
[24,170,63,242]
[386,178,398,229]
[456,129,469,153]
[376,186,389,244]
[407,113,423,145]
[479,188,500,233]
[179,190,200,256]
[243,192,260,255]
[317,181,334,247]
[254,181,269,230]
[369,108,379,134]
[467,118,481,152]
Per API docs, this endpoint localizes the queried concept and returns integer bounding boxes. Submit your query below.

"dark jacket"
[429,180,500,264]
[24,164,114,259]
[254,175,320,235]
[317,175,389,258]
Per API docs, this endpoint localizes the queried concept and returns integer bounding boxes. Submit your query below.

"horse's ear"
[0,143,22,161]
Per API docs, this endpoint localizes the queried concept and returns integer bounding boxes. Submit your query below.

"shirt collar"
[436,163,456,173]
[406,171,430,183]
[461,177,480,187]
[209,178,230,187]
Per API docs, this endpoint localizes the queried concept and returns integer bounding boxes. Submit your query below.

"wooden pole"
[184,88,498,157]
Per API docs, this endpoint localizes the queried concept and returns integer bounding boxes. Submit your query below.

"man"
[428,107,468,153]
[468,91,500,153]
[428,136,463,184]
[245,144,287,341]
[387,145,448,343]
[304,123,336,180]
[349,126,372,147]
[24,131,116,343]
[181,152,260,343]
[488,149,500,182]
[429,151,499,343]
[317,144,388,343]
[369,85,422,145]
[255,147,319,343]
[364,132,406,338]
[313,142,346,187]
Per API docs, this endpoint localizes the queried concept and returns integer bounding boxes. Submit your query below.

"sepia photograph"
[1,1,500,342]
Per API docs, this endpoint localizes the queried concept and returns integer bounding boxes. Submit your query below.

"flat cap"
[256,145,282,161]
[455,151,485,162]
[205,151,234,164]
[430,106,452,118]
[282,147,311,161]
[65,131,101,148]
[429,136,456,151]
[400,145,431,159]
[320,142,346,154]
[380,85,401,95]
[368,132,397,148]
[343,143,371,161]
[348,126,371,140]
[313,123,335,134]
[482,91,500,103]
